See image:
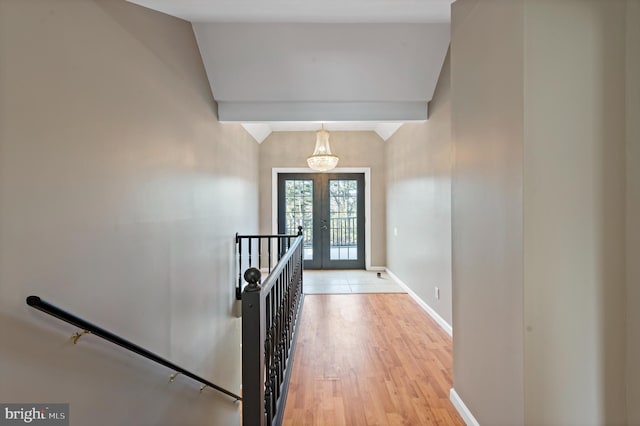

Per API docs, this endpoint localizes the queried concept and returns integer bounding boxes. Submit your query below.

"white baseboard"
[385,268,453,337]
[367,266,386,272]
[450,388,480,426]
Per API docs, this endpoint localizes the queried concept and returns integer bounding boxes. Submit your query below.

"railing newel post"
[242,267,266,426]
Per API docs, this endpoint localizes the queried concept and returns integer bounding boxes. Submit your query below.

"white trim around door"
[271,167,373,270]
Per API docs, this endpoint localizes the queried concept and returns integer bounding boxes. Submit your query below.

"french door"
[278,173,365,269]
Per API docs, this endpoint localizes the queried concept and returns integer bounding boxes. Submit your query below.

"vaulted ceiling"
[127,0,452,141]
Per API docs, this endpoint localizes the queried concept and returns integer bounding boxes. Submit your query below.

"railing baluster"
[277,238,282,261]
[264,291,273,425]
[269,289,277,420]
[268,237,272,272]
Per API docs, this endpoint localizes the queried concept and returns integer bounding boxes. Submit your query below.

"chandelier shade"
[307,129,339,172]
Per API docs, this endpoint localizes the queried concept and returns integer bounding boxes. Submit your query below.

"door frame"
[272,167,373,270]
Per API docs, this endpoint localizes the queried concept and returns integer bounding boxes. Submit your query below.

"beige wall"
[627,1,640,423]
[0,1,258,425]
[523,2,627,424]
[386,52,452,325]
[452,0,631,424]
[258,131,387,267]
[451,1,525,424]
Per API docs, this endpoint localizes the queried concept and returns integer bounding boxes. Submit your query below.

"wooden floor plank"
[282,294,464,426]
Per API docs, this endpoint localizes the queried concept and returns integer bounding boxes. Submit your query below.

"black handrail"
[26,295,242,402]
[235,233,298,239]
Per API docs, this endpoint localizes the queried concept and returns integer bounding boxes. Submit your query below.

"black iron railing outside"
[283,217,313,251]
[242,232,304,426]
[26,296,241,401]
[329,216,357,247]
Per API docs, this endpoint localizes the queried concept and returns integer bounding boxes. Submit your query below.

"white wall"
[386,51,453,326]
[0,1,258,425]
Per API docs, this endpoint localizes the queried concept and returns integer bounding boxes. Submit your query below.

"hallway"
[1,1,637,425]
[282,293,463,425]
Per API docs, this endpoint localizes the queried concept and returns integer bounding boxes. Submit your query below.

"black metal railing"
[283,218,313,250]
[25,296,242,401]
[329,216,357,247]
[235,226,303,300]
[242,232,304,426]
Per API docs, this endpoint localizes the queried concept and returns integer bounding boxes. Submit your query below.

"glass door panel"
[279,174,321,269]
[329,179,359,260]
[321,173,364,269]
[283,179,313,260]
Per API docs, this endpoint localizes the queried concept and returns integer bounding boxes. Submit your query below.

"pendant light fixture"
[307,124,339,172]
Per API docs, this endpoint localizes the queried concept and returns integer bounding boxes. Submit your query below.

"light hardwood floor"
[283,294,464,425]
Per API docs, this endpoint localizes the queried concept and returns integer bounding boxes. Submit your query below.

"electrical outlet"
[393,227,398,237]
[435,287,440,300]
